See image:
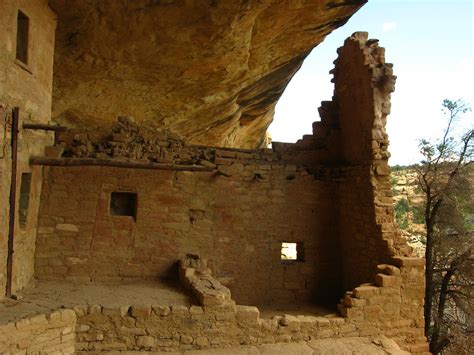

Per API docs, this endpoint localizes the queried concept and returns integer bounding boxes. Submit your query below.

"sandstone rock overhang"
[48,0,367,149]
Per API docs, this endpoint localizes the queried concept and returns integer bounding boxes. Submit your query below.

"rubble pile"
[56,117,214,165]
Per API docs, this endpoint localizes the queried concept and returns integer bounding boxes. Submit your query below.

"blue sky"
[269,0,473,165]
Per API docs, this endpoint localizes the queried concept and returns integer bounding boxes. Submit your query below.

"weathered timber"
[22,122,67,132]
[29,156,214,172]
[6,107,19,298]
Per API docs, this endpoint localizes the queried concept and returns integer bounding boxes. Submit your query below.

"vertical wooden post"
[6,107,19,298]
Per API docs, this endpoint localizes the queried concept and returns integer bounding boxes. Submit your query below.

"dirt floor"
[1,279,339,325]
[0,279,194,325]
[1,281,410,354]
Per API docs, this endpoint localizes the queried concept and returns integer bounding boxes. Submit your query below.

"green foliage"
[412,205,425,224]
[390,164,406,172]
[394,198,410,229]
[390,175,398,187]
[390,164,420,171]
[416,98,473,354]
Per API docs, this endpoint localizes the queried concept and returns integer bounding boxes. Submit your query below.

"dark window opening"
[281,242,304,262]
[110,192,137,221]
[16,10,29,64]
[19,172,32,227]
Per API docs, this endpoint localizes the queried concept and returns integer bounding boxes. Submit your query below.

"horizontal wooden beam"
[29,157,215,172]
[23,123,67,132]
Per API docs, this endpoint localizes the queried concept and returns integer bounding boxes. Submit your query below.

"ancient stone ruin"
[1,1,429,354]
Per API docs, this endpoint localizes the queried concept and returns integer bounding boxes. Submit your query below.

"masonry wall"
[35,158,342,306]
[0,0,56,298]
[315,33,411,291]
[0,257,427,354]
[0,308,76,354]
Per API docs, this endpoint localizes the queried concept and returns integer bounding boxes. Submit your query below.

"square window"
[110,192,137,221]
[16,11,29,64]
[281,242,304,262]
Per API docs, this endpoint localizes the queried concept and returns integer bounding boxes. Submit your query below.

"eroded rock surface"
[49,0,367,148]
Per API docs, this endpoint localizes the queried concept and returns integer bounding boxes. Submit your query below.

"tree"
[416,99,473,354]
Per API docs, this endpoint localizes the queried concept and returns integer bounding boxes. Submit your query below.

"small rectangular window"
[110,192,137,221]
[19,173,32,227]
[16,11,29,64]
[281,242,304,262]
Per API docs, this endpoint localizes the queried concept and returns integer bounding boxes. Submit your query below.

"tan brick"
[353,285,381,298]
[236,305,259,323]
[56,223,80,232]
[130,305,152,318]
[137,335,155,348]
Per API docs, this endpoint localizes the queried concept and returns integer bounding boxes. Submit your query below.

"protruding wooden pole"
[29,157,215,172]
[6,107,19,298]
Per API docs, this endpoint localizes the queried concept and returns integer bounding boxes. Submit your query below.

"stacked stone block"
[0,309,76,354]
[338,259,429,354]
[179,255,234,307]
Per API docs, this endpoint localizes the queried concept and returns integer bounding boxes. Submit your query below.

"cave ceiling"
[48,0,367,148]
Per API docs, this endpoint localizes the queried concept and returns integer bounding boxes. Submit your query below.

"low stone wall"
[73,302,361,352]
[72,260,428,353]
[72,257,426,353]
[0,309,76,354]
[338,257,428,354]
[0,259,428,354]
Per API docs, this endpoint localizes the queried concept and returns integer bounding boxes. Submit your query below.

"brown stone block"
[381,302,401,318]
[353,285,381,299]
[90,341,127,351]
[189,305,204,315]
[194,336,210,347]
[236,305,259,323]
[364,305,383,319]
[392,257,425,268]
[137,335,155,348]
[375,274,401,288]
[152,305,171,316]
[408,342,430,353]
[348,297,367,307]
[338,305,364,320]
[316,328,335,338]
[171,305,189,317]
[216,150,236,159]
[215,157,233,165]
[339,324,357,334]
[377,264,401,276]
[180,335,194,345]
[374,163,390,176]
[156,337,175,348]
[235,152,254,160]
[88,305,102,315]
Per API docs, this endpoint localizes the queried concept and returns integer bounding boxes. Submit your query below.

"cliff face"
[48,0,366,148]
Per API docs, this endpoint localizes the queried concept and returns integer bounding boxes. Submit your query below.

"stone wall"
[0,308,76,354]
[297,32,411,291]
[70,258,426,353]
[35,148,342,306]
[0,0,56,298]
[338,258,428,353]
[0,258,427,354]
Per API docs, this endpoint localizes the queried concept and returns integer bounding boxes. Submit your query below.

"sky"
[268,0,474,166]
